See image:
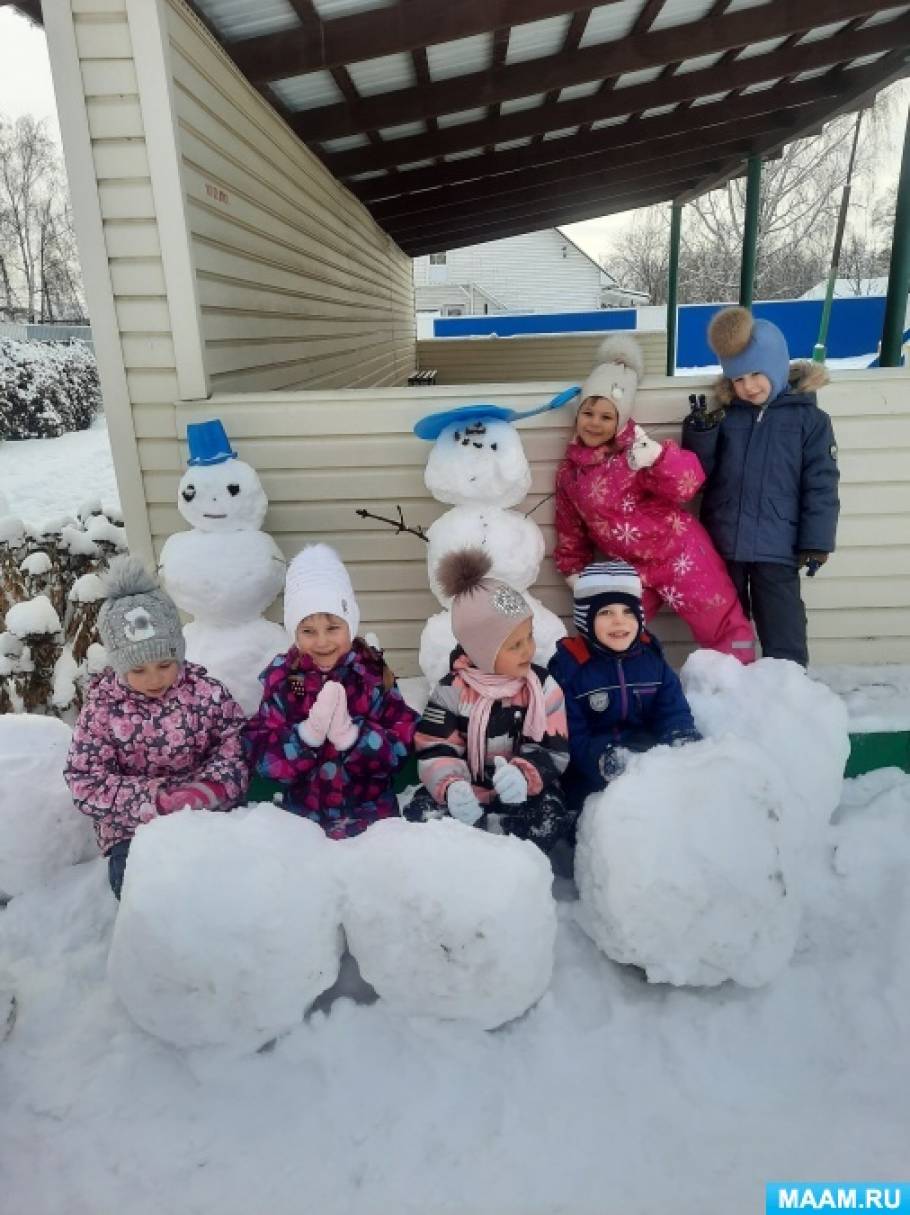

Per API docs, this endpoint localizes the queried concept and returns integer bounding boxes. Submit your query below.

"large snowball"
[160,529,286,625]
[184,617,288,715]
[681,651,850,864]
[177,459,268,532]
[427,507,544,601]
[576,737,800,987]
[340,818,557,1028]
[0,715,94,899]
[424,420,531,508]
[108,806,343,1051]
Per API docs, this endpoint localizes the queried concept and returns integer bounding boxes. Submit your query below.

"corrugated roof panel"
[649,0,717,30]
[542,126,579,141]
[347,170,388,181]
[321,133,370,152]
[859,4,910,26]
[578,0,642,49]
[740,78,781,93]
[347,52,416,95]
[737,36,789,60]
[615,66,664,88]
[378,120,426,140]
[427,33,493,82]
[396,159,435,171]
[558,80,603,103]
[311,0,395,18]
[675,51,726,75]
[726,0,774,11]
[494,138,533,151]
[191,0,300,39]
[504,14,571,64]
[444,148,485,161]
[798,20,850,44]
[500,94,546,115]
[690,91,731,106]
[848,51,888,68]
[792,67,833,82]
[437,108,488,128]
[590,113,630,129]
[271,71,343,110]
[641,103,679,118]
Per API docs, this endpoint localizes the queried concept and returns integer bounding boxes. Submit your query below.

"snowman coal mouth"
[203,512,227,518]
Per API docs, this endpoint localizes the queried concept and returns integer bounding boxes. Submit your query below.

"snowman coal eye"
[491,443,497,451]
[182,485,196,502]
[227,484,240,496]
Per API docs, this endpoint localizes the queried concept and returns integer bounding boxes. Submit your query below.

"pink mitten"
[326,693,359,751]
[157,780,227,814]
[298,681,346,747]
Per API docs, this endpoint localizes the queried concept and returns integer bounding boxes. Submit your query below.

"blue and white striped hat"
[573,560,644,643]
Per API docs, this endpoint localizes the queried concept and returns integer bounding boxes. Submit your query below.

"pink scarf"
[456,659,548,783]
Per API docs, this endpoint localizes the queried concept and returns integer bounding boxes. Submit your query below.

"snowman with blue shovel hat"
[414,387,580,685]
[159,419,288,713]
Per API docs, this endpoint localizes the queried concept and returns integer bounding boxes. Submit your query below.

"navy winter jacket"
[548,633,701,809]
[682,362,839,567]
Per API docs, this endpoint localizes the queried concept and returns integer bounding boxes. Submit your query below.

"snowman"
[414,388,579,685]
[159,419,288,714]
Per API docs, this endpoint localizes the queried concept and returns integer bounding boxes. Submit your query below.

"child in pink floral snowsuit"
[64,557,248,900]
[243,545,418,839]
[554,335,755,663]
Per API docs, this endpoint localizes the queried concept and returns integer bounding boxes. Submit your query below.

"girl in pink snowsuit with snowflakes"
[554,335,755,663]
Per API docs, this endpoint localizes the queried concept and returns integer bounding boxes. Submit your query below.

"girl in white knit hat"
[242,544,418,838]
[553,334,755,664]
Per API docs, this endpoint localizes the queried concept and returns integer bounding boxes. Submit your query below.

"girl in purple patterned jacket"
[64,557,249,900]
[242,545,418,839]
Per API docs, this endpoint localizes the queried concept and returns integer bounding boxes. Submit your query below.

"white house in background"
[413,228,647,319]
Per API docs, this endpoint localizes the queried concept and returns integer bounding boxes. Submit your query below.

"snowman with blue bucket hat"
[159,419,288,713]
[414,387,579,685]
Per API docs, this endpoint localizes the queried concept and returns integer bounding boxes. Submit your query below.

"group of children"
[64,305,839,899]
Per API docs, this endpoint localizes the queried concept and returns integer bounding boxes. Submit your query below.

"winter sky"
[0,7,907,263]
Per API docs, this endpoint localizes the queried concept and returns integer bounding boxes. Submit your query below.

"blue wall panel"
[433,310,636,337]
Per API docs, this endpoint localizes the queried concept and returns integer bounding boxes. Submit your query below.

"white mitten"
[492,756,528,805]
[446,780,483,825]
[627,424,663,471]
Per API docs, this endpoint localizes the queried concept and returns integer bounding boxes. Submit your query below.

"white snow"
[177,458,269,533]
[0,715,94,899]
[811,663,910,732]
[109,806,344,1053]
[182,616,289,715]
[19,551,51,576]
[68,572,106,604]
[4,594,61,638]
[576,736,799,987]
[340,818,556,1029]
[0,417,119,523]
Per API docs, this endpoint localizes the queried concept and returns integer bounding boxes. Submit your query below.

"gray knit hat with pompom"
[97,555,185,677]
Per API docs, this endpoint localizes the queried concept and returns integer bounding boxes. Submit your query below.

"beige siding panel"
[93,139,150,179]
[121,334,177,370]
[127,369,180,405]
[417,334,668,384]
[103,219,161,259]
[115,296,173,333]
[99,179,156,220]
[86,96,144,139]
[109,259,167,295]
[73,0,127,13]
[81,58,138,95]
[74,17,133,58]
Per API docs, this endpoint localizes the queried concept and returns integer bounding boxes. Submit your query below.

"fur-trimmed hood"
[712,359,829,407]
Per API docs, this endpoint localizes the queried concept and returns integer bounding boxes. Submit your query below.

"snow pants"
[727,561,808,667]
[403,785,577,854]
[637,524,756,664]
[106,839,131,901]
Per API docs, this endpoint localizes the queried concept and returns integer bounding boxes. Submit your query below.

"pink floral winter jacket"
[65,663,249,854]
[554,421,706,574]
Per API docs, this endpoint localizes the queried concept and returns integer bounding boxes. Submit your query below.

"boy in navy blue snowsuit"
[682,306,839,667]
[548,561,701,813]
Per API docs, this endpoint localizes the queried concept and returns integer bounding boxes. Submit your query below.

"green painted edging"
[246,752,419,808]
[845,731,910,779]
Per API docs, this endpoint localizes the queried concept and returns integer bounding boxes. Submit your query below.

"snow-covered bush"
[0,338,100,440]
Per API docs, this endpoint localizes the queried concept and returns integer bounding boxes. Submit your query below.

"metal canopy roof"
[8,0,910,255]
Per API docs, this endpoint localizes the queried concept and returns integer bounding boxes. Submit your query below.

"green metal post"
[666,201,682,376]
[814,109,864,363]
[880,108,910,367]
[739,155,762,309]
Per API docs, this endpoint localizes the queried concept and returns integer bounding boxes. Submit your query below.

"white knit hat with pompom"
[578,334,645,431]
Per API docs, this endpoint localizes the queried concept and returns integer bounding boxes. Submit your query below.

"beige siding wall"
[417,332,667,384]
[138,369,910,676]
[164,1,415,393]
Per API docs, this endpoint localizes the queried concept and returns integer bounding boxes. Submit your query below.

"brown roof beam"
[229,0,602,82]
[295,0,898,142]
[326,70,843,177]
[2,0,42,22]
[678,49,910,201]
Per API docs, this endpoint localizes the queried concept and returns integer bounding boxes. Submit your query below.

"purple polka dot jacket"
[64,663,249,855]
[242,638,419,839]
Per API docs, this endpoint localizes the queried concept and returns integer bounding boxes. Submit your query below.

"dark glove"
[799,551,829,577]
[598,746,630,782]
[687,393,724,432]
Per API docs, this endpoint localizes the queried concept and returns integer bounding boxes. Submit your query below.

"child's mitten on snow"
[298,681,346,747]
[492,755,528,805]
[446,779,483,825]
[157,780,227,814]
[326,695,359,751]
[626,425,662,471]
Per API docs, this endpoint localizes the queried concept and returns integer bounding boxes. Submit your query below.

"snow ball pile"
[576,736,799,987]
[4,594,61,638]
[0,715,94,900]
[681,650,850,867]
[108,806,344,1052]
[340,818,557,1028]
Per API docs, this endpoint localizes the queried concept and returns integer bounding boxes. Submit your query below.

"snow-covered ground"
[0,416,119,523]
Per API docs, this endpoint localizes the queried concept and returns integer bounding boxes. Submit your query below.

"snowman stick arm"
[523,491,555,519]
[354,507,429,543]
